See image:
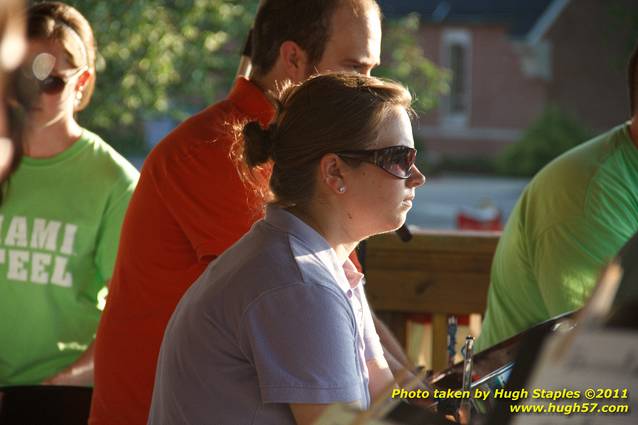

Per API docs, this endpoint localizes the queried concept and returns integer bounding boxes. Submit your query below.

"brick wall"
[417,24,547,157]
[412,0,637,159]
[545,0,637,133]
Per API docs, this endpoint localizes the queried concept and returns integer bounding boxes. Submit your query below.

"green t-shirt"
[476,123,638,351]
[0,129,139,384]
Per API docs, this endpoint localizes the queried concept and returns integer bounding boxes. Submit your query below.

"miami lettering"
[0,215,77,287]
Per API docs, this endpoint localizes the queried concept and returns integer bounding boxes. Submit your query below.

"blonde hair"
[28,1,96,111]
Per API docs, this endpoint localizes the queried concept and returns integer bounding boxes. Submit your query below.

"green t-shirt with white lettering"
[476,123,638,351]
[0,129,138,385]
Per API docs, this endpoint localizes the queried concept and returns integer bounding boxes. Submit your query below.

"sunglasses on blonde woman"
[337,145,417,179]
[18,65,87,96]
[39,66,86,94]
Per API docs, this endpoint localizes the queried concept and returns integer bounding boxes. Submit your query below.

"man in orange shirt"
[90,1,408,424]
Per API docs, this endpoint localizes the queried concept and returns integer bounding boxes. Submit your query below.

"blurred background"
[62,0,638,229]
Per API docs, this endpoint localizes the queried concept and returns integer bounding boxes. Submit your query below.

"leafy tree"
[376,13,449,113]
[68,0,259,154]
[65,1,446,155]
[495,105,592,177]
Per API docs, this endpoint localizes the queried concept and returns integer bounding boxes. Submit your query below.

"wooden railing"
[364,229,500,372]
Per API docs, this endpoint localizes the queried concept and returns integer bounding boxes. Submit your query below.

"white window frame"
[441,29,472,128]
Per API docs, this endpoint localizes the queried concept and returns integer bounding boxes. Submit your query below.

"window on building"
[442,30,471,127]
[449,43,467,113]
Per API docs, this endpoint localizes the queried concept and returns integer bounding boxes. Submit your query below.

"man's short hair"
[629,39,638,115]
[250,0,379,76]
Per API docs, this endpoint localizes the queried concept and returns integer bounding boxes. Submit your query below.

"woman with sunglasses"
[149,73,426,425]
[0,2,138,386]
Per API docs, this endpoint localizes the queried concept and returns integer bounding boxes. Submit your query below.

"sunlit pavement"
[407,174,530,230]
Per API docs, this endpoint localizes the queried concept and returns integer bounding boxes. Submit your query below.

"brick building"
[379,0,638,159]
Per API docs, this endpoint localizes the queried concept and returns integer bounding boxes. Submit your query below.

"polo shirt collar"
[228,77,275,126]
[264,205,364,293]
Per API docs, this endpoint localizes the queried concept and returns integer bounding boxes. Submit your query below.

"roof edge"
[526,0,571,44]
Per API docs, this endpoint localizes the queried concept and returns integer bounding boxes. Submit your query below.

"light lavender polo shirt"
[148,205,385,425]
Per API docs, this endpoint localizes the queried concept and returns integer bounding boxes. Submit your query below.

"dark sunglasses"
[18,65,86,96]
[337,145,417,179]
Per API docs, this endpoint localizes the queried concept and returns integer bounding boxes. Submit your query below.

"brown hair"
[251,0,380,76]
[629,39,638,115]
[27,1,96,111]
[240,72,413,208]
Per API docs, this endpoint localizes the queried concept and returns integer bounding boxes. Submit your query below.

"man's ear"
[319,153,348,195]
[279,40,309,83]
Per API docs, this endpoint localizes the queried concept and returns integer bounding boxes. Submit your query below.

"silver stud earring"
[338,186,346,193]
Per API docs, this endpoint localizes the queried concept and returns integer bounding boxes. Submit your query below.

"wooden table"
[364,229,500,371]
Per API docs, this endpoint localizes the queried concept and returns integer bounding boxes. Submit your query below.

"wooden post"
[431,313,449,372]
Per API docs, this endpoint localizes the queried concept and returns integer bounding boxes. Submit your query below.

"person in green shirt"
[0,2,138,385]
[476,41,638,352]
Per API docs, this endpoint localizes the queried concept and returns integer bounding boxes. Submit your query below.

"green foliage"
[376,13,450,112]
[62,3,446,155]
[495,105,592,177]
[66,0,259,154]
